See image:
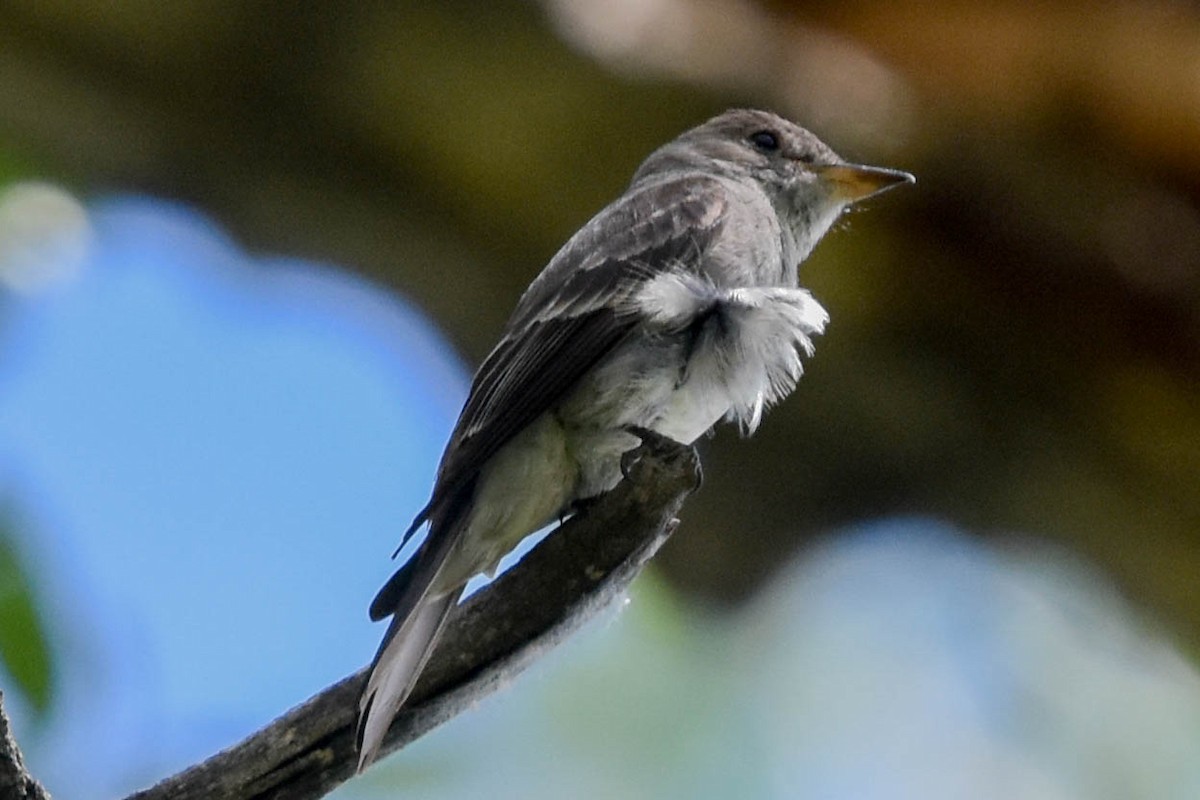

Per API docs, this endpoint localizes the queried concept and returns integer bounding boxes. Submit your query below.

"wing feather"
[386,175,730,564]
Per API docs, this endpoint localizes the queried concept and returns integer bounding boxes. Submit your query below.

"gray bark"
[0,691,52,800]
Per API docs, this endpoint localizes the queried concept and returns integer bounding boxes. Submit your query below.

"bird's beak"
[815,163,915,203]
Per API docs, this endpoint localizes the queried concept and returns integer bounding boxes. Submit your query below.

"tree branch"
[0,691,51,800]
[125,436,701,800]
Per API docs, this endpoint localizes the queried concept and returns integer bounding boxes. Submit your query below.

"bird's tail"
[355,588,460,772]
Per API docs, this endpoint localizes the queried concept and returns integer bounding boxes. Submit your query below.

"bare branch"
[126,436,701,800]
[0,691,52,800]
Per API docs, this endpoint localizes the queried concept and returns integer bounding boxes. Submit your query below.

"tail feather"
[356,589,460,772]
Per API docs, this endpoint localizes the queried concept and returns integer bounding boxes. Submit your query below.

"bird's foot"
[620,425,703,488]
[562,494,602,523]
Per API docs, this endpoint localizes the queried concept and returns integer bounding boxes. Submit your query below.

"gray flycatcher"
[356,108,913,770]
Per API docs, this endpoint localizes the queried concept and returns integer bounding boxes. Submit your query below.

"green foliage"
[0,521,53,715]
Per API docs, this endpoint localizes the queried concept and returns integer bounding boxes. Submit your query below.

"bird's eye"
[749,130,779,152]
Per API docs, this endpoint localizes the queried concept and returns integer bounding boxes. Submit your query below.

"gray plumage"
[356,108,913,770]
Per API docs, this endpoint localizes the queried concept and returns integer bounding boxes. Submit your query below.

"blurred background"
[0,1,1198,798]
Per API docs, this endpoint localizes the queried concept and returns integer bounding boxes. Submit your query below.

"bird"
[355,108,914,770]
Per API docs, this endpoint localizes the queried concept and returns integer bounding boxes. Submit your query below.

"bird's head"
[635,108,913,260]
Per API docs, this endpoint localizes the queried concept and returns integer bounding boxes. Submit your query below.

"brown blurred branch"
[0,692,50,800]
[122,437,701,800]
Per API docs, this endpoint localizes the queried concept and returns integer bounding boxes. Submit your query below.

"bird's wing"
[358,175,732,767]
[369,175,729,619]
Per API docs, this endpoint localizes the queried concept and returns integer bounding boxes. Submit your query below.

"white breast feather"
[634,271,829,436]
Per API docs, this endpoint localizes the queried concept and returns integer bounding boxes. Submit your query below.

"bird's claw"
[620,425,703,488]
[566,494,601,522]
[624,425,678,451]
[619,447,640,480]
